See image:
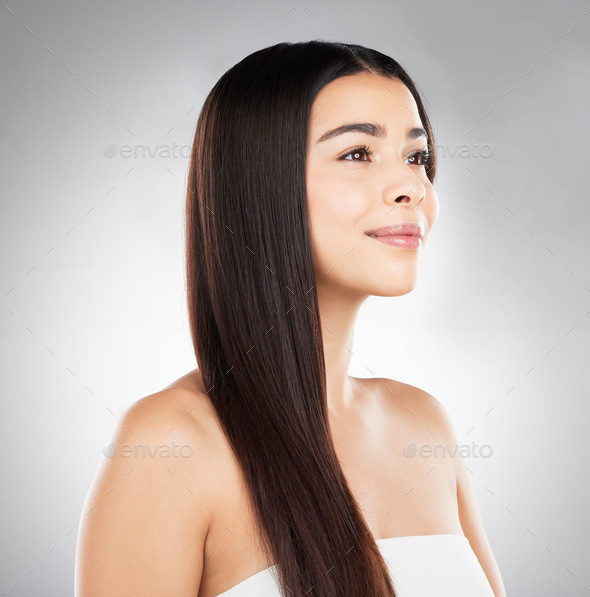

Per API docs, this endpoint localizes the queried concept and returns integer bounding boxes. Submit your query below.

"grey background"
[1,0,589,595]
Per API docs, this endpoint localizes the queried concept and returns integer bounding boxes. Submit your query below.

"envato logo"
[103,441,193,458]
[434,142,493,159]
[103,142,192,159]
[403,441,493,459]
[103,141,492,160]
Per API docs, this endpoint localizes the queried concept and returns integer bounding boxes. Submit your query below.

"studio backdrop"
[1,1,589,595]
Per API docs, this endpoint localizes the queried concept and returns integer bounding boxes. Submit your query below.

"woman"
[76,40,506,596]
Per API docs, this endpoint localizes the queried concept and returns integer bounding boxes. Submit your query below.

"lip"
[365,223,425,250]
[366,223,425,238]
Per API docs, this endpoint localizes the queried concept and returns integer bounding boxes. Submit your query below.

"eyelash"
[340,144,432,167]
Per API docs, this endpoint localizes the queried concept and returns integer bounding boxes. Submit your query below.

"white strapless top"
[215,533,495,597]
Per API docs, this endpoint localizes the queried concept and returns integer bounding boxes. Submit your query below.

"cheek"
[307,177,364,234]
[306,176,367,266]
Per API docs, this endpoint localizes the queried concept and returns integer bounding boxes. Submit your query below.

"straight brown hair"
[185,39,438,596]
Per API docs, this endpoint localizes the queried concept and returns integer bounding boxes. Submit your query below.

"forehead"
[309,73,421,137]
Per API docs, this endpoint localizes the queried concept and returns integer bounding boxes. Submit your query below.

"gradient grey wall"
[1,1,589,595]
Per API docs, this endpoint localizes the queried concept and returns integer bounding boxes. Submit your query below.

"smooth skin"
[75,72,506,597]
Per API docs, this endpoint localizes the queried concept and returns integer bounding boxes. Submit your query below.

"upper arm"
[75,389,216,597]
[423,392,507,597]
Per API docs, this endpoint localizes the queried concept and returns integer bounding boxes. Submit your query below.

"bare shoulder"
[108,369,230,494]
[367,376,506,596]
[365,376,458,442]
[75,369,227,597]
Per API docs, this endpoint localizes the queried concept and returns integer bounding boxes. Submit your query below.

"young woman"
[76,40,506,597]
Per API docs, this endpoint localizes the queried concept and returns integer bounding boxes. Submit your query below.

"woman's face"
[306,72,439,299]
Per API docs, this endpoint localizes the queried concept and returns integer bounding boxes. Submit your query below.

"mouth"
[365,223,425,249]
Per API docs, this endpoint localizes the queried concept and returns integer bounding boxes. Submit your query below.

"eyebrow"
[315,122,427,144]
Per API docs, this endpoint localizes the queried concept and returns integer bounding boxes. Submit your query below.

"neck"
[315,281,368,415]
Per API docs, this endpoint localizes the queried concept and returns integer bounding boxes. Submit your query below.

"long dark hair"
[185,39,438,596]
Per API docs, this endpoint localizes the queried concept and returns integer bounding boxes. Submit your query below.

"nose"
[382,165,426,209]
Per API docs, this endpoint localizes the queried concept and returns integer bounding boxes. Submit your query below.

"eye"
[339,146,432,166]
[407,150,432,167]
[340,145,373,162]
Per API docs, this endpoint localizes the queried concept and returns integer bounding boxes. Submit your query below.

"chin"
[367,279,419,298]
